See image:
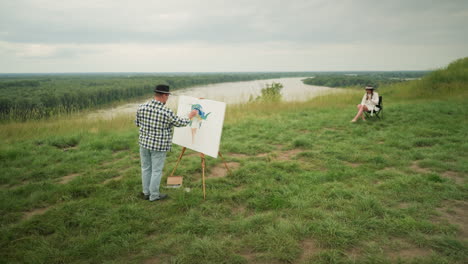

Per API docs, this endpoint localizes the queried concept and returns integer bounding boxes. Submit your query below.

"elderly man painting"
[136,84,197,202]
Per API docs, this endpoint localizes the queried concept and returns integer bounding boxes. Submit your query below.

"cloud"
[0,0,467,72]
[0,40,465,72]
[1,0,467,45]
[0,41,101,60]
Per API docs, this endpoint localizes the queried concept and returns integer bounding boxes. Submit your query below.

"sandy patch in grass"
[277,149,302,161]
[239,250,257,263]
[298,161,328,173]
[228,153,250,158]
[22,206,53,221]
[101,156,126,166]
[100,151,129,166]
[232,205,245,214]
[103,175,124,184]
[376,167,407,180]
[3,180,30,189]
[232,204,251,216]
[143,257,161,264]
[434,200,468,239]
[59,173,80,184]
[208,162,240,178]
[397,202,411,209]
[410,161,431,173]
[298,239,321,263]
[102,167,132,184]
[228,146,284,159]
[388,247,432,260]
[254,149,302,160]
[441,171,464,184]
[385,239,432,261]
[345,161,361,168]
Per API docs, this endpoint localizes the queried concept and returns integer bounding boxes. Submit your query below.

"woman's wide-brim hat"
[364,86,375,90]
[154,84,171,94]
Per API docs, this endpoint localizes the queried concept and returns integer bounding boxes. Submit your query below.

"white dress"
[360,92,379,112]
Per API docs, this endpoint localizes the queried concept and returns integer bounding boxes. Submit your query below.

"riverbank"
[1,59,467,263]
[87,77,340,120]
[0,72,318,121]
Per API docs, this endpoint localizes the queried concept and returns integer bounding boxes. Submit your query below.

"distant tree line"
[0,71,430,121]
[0,72,314,121]
[302,71,428,88]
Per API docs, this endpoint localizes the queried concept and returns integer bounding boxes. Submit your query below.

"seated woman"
[351,86,379,122]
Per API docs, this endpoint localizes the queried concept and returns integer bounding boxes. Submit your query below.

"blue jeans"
[140,147,167,201]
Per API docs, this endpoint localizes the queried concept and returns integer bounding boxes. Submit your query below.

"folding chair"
[364,95,383,119]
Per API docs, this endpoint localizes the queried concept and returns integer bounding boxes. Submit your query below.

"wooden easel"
[167,147,231,200]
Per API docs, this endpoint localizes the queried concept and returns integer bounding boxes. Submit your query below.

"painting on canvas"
[172,96,226,158]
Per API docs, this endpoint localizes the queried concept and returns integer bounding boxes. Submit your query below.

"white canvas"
[172,96,226,158]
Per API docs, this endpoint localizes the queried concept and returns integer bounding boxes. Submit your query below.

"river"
[88,77,340,119]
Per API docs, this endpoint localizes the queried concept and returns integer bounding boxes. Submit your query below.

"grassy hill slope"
[0,58,467,263]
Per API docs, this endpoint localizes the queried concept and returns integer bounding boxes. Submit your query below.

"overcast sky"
[0,0,467,73]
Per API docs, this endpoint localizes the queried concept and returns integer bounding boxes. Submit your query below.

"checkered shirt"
[136,99,190,151]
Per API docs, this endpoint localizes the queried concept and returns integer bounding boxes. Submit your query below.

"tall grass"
[0,114,134,142]
[383,57,468,100]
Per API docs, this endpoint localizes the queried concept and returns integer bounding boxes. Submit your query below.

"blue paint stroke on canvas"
[189,104,211,144]
[189,104,211,128]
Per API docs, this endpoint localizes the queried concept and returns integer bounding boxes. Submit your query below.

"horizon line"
[0,69,431,75]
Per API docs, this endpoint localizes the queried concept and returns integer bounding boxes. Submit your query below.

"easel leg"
[200,153,206,200]
[169,147,186,177]
[218,151,231,175]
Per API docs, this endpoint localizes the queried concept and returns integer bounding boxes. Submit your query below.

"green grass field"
[1,59,467,263]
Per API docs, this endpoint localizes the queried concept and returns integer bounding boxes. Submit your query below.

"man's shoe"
[140,193,150,200]
[149,194,168,202]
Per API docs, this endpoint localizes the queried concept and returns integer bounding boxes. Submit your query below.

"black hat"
[154,84,171,94]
